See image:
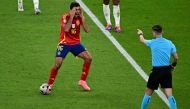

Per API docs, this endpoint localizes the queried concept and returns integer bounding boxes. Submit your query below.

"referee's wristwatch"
[138,33,143,36]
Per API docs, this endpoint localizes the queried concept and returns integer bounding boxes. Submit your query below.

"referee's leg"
[162,71,177,109]
[141,88,153,109]
[164,88,177,109]
[141,71,159,109]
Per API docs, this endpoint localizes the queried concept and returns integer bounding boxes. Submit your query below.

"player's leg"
[47,57,63,86]
[33,0,41,15]
[18,0,24,11]
[70,44,92,91]
[112,0,121,32]
[78,51,92,81]
[103,0,112,30]
[47,44,69,87]
[77,51,92,91]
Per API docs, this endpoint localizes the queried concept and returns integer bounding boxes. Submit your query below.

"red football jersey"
[58,13,82,45]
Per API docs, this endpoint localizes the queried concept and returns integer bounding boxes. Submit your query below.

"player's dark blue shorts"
[56,43,86,58]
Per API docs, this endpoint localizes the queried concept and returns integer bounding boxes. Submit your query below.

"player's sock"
[48,67,58,86]
[168,96,177,109]
[80,62,91,81]
[18,0,24,11]
[141,94,151,109]
[33,0,39,10]
[103,4,111,25]
[113,5,120,27]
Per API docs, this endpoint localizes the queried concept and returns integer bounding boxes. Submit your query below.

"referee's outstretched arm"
[137,29,147,44]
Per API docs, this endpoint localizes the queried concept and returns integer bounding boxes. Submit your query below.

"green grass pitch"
[0,0,190,109]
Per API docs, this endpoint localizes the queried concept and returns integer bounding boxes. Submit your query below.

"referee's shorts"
[147,66,172,90]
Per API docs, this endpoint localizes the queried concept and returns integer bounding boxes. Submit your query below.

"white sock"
[103,4,111,25]
[113,5,120,27]
[33,0,39,10]
[18,0,24,11]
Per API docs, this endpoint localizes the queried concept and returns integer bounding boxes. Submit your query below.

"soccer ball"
[39,83,51,95]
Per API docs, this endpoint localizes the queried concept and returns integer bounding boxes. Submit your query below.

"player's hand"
[69,7,76,18]
[80,7,84,18]
[137,29,143,36]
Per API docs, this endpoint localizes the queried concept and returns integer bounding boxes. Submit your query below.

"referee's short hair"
[70,2,80,10]
[152,25,162,33]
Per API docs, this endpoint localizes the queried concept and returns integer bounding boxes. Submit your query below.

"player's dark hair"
[152,25,162,33]
[70,2,80,10]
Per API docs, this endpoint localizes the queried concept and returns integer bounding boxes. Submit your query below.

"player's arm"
[80,7,90,33]
[137,29,147,44]
[64,8,76,32]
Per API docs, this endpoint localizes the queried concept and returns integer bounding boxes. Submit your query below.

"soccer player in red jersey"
[47,2,92,91]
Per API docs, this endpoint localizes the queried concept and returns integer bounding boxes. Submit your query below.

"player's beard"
[74,14,80,18]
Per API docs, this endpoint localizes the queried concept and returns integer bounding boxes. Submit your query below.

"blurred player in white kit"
[18,0,41,15]
[103,0,121,32]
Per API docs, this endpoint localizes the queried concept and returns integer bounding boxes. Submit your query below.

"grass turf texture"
[0,0,189,109]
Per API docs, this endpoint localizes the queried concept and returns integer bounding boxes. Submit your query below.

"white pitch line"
[76,0,170,108]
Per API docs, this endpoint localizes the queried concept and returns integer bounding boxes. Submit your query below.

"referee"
[137,25,178,109]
